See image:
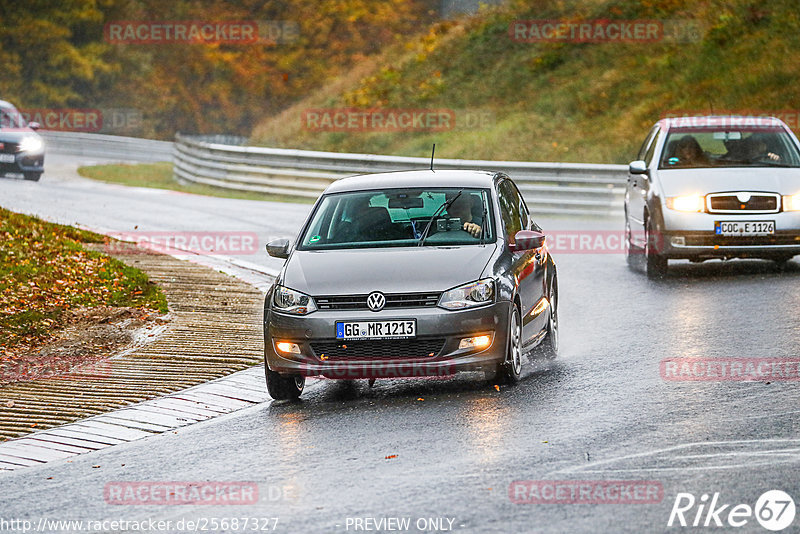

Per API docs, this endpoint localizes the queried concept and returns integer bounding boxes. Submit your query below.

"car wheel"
[496,305,523,384]
[23,172,41,181]
[773,255,794,271]
[266,367,304,400]
[534,284,558,360]
[645,218,668,279]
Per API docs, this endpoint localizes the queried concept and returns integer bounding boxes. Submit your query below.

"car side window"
[637,126,659,161]
[644,128,661,165]
[498,180,525,242]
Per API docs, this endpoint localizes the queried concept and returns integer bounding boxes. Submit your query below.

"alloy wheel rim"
[550,292,558,351]
[511,311,522,374]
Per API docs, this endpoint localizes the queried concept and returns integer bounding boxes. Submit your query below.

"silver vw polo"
[263,170,558,399]
[626,116,800,277]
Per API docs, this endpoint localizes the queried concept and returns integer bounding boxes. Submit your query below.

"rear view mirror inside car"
[388,196,424,209]
[713,131,742,140]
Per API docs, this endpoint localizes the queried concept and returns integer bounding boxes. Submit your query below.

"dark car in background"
[263,170,559,400]
[0,99,44,181]
[625,116,800,278]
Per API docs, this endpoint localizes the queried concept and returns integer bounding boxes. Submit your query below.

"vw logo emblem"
[367,292,386,312]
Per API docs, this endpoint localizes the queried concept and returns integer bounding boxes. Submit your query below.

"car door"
[498,179,545,343]
[627,126,660,247]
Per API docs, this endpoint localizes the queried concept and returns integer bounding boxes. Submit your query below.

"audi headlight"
[666,194,704,212]
[438,278,494,310]
[18,136,44,154]
[783,194,800,212]
[272,285,317,315]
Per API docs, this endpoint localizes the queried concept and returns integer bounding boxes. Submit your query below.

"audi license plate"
[0,154,16,163]
[336,320,416,340]
[715,221,775,236]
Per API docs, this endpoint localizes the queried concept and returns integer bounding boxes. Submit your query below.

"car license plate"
[715,221,775,236]
[0,154,15,163]
[336,320,416,340]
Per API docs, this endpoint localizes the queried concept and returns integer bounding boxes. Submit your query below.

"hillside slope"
[250,0,800,164]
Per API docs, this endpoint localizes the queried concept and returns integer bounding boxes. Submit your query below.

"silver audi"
[625,116,800,277]
[263,170,558,399]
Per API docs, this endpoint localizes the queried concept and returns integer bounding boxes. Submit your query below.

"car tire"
[625,219,641,268]
[645,218,668,279]
[533,283,558,360]
[496,305,523,384]
[773,255,794,271]
[23,172,41,182]
[266,367,304,400]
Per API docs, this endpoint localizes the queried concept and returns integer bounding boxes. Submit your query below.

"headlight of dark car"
[438,278,494,310]
[272,285,317,315]
[18,136,44,154]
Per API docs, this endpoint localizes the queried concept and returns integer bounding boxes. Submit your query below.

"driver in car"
[447,194,483,238]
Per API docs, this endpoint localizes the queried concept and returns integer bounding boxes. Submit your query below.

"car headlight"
[18,136,44,154]
[783,194,800,212]
[272,285,317,315]
[438,279,494,310]
[666,195,704,212]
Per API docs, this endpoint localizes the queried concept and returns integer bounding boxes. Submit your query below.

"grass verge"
[77,162,315,204]
[0,208,168,359]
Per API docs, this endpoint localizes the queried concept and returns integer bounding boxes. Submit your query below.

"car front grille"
[311,338,446,360]
[315,292,441,310]
[707,192,780,213]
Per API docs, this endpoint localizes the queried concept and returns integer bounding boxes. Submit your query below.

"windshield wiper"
[418,190,462,246]
[479,191,488,246]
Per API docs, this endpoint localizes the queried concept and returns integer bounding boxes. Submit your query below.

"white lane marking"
[549,439,800,475]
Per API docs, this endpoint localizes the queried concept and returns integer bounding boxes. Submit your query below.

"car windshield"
[297,187,494,250]
[659,126,800,169]
[0,106,26,128]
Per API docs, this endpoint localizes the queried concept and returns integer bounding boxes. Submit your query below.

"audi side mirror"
[510,230,545,252]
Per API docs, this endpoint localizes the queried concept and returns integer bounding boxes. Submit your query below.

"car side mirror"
[510,230,545,252]
[629,160,648,174]
[28,122,40,130]
[266,238,291,259]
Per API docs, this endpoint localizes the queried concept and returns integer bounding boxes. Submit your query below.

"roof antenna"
[430,143,436,171]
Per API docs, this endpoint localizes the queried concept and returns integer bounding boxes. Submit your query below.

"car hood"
[282,245,497,296]
[656,167,800,197]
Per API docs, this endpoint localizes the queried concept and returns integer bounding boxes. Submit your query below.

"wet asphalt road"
[2,157,800,533]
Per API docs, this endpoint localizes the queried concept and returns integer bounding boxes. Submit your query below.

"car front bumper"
[0,152,45,175]
[265,300,513,379]
[659,210,800,259]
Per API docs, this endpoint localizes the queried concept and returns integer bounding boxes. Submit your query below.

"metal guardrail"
[40,131,173,162]
[37,131,627,216]
[173,134,627,216]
